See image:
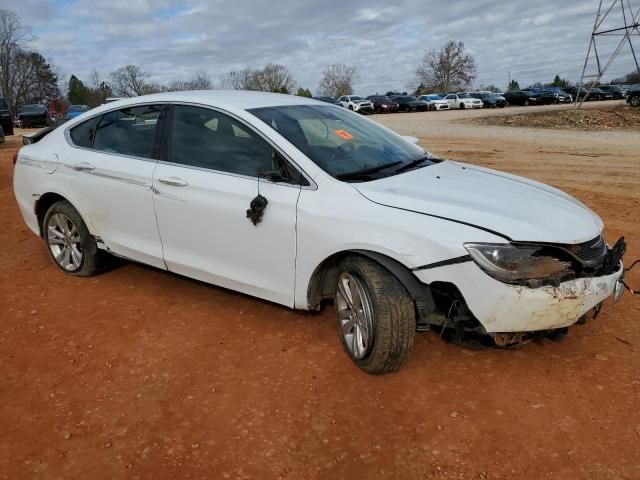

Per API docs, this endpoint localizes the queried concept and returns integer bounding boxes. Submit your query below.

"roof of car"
[94,90,320,112]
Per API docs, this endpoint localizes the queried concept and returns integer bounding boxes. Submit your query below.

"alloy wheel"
[336,273,375,359]
[47,213,83,271]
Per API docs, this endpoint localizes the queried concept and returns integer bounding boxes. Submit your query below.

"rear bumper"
[414,261,624,333]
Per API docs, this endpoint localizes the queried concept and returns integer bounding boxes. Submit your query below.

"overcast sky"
[4,0,639,94]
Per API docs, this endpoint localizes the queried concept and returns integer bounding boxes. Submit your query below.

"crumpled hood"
[354,160,603,244]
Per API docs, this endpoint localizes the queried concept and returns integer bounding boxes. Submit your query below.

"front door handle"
[73,162,95,172]
[158,177,188,187]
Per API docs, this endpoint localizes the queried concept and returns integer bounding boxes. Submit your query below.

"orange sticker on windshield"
[335,129,353,140]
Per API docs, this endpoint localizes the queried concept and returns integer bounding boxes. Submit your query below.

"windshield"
[458,93,473,98]
[427,95,442,100]
[68,105,87,113]
[350,96,363,101]
[248,105,436,181]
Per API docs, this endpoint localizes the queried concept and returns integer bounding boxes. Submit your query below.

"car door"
[152,104,302,306]
[61,104,166,268]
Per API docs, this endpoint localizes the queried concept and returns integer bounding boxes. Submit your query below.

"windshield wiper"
[394,156,431,174]
[336,161,403,181]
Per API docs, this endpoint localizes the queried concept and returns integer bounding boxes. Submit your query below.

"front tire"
[43,200,104,276]
[459,103,465,110]
[629,94,640,107]
[334,257,416,374]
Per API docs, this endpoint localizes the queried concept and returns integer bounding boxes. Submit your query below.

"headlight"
[464,243,572,283]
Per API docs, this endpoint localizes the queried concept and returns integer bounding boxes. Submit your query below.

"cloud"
[6,0,639,94]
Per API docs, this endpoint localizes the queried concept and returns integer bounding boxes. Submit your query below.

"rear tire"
[43,201,106,276]
[334,256,416,374]
[629,94,640,107]
[460,103,465,110]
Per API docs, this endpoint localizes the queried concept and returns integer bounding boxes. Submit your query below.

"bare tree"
[415,41,476,92]
[317,63,358,98]
[0,9,32,112]
[252,63,295,93]
[83,69,112,106]
[222,65,294,93]
[222,68,257,90]
[166,72,212,91]
[109,65,149,97]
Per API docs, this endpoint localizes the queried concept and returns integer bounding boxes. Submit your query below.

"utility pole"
[577,0,640,107]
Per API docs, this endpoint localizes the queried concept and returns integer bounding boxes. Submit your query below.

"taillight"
[12,150,19,165]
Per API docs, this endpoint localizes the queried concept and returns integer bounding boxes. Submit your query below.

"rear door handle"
[73,162,95,172]
[158,176,188,187]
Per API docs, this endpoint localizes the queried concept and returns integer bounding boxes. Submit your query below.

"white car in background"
[13,91,626,374]
[337,95,374,114]
[443,93,484,109]
[417,94,450,111]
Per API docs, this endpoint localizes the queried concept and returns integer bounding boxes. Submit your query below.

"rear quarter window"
[69,116,100,148]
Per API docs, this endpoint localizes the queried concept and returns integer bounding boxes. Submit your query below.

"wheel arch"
[35,192,92,239]
[306,249,436,321]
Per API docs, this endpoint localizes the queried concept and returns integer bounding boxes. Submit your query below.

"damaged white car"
[13,91,627,374]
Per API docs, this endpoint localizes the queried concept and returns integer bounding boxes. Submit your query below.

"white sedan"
[13,91,626,374]
[443,93,484,109]
[417,94,450,111]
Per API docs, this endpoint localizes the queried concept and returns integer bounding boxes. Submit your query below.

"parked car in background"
[564,86,591,101]
[337,95,374,114]
[596,85,626,100]
[66,104,90,120]
[588,88,614,101]
[16,105,52,128]
[0,97,14,136]
[503,90,545,106]
[521,89,557,105]
[313,96,343,107]
[541,88,572,103]
[627,84,640,106]
[390,95,429,112]
[619,85,631,97]
[417,94,450,110]
[443,93,483,109]
[469,92,506,108]
[13,91,627,374]
[366,96,400,113]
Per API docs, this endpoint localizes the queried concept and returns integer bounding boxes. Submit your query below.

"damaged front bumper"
[414,260,624,334]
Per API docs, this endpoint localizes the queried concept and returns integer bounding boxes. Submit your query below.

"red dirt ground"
[1,128,639,480]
